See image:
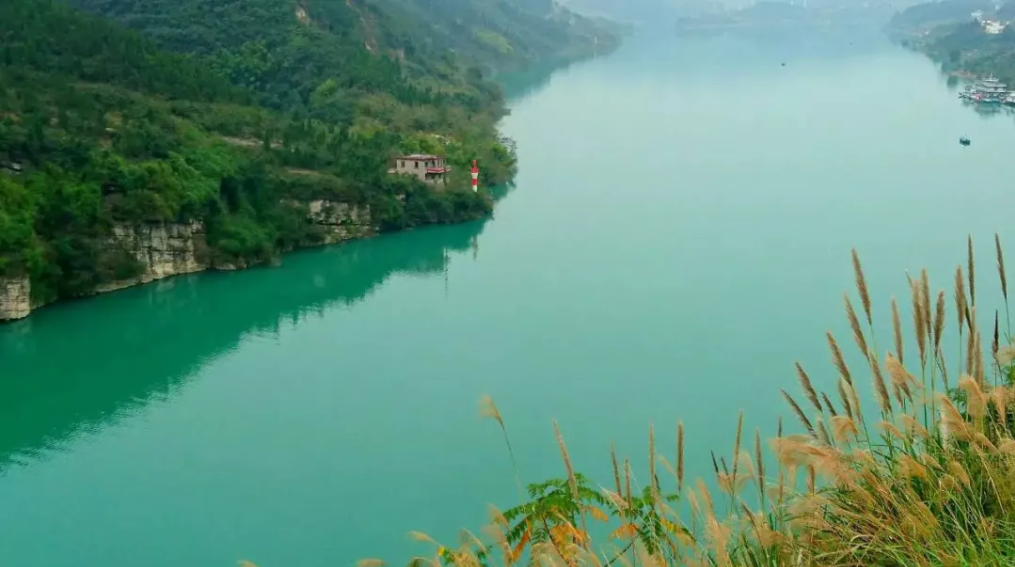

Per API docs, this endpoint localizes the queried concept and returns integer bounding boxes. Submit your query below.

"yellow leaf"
[510,527,531,565]
[589,507,609,522]
[609,523,638,540]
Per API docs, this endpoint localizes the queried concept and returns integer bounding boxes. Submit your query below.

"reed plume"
[624,458,632,506]
[677,421,684,492]
[648,423,658,502]
[553,420,588,545]
[480,395,524,501]
[921,269,932,340]
[821,392,838,417]
[892,297,904,366]
[836,379,854,420]
[871,355,892,415]
[782,389,814,436]
[956,266,968,333]
[911,276,928,367]
[827,331,851,386]
[852,248,872,324]
[997,233,1008,302]
[611,442,622,497]
[967,307,977,377]
[795,362,821,413]
[994,312,1000,358]
[754,427,764,499]
[969,235,976,307]
[731,411,743,491]
[844,295,869,359]
[998,233,1011,338]
[934,291,945,352]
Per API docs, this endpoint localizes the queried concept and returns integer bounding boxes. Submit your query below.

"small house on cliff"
[388,154,451,187]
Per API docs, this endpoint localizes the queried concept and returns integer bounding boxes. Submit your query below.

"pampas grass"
[379,237,1015,567]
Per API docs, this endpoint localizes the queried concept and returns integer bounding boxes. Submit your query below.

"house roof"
[398,154,442,161]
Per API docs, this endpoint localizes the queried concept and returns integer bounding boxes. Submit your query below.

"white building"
[983,19,1006,33]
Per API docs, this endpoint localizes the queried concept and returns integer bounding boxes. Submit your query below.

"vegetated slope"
[904,1,1015,83]
[65,0,617,96]
[885,0,992,35]
[0,0,509,306]
[933,27,1015,82]
[373,0,619,73]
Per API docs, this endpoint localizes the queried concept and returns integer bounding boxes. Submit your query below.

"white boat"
[973,75,1007,103]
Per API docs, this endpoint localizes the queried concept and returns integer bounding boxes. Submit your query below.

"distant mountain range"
[564,0,925,27]
[672,0,905,31]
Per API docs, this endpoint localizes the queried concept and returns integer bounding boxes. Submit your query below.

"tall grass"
[367,235,1015,567]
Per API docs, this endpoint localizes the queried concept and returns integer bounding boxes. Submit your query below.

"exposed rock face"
[306,200,374,243]
[0,277,31,321]
[4,201,377,321]
[96,222,208,293]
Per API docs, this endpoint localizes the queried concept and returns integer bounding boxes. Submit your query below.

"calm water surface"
[2,29,1014,567]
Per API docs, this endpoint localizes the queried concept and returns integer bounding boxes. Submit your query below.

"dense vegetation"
[929,23,1015,83]
[0,0,615,308]
[378,237,1015,566]
[884,0,993,35]
[916,16,1015,84]
[888,0,1015,85]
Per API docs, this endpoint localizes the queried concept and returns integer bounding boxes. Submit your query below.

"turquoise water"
[2,28,1014,567]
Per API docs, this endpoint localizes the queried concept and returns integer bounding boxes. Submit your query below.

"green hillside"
[884,0,992,35]
[0,0,617,309]
[896,1,1015,83]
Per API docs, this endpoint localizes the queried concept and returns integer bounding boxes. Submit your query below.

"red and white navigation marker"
[470,159,479,193]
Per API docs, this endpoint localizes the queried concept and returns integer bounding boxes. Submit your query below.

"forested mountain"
[884,0,991,34]
[0,0,616,313]
[889,0,1015,84]
[66,0,618,90]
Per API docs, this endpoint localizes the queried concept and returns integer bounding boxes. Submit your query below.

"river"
[2,27,1014,567]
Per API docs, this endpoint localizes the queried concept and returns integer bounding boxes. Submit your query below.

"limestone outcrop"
[0,277,31,321]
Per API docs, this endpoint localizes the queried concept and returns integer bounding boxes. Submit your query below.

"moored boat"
[959,76,1008,104]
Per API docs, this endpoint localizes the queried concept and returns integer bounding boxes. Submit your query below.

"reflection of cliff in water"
[499,58,583,103]
[0,218,490,470]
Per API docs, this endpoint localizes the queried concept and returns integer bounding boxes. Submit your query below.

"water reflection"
[957,98,1015,120]
[499,58,586,103]
[0,217,492,471]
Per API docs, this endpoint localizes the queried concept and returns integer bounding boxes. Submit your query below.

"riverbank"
[0,188,497,322]
[0,0,624,323]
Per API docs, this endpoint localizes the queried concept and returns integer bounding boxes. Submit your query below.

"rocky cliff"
[0,201,376,322]
[0,277,31,321]
[306,200,374,244]
[95,221,209,294]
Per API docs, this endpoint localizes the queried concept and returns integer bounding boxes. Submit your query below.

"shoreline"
[0,200,489,324]
[0,37,620,324]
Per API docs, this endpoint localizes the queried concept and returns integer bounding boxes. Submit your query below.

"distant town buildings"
[984,19,1006,33]
[972,10,1007,33]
